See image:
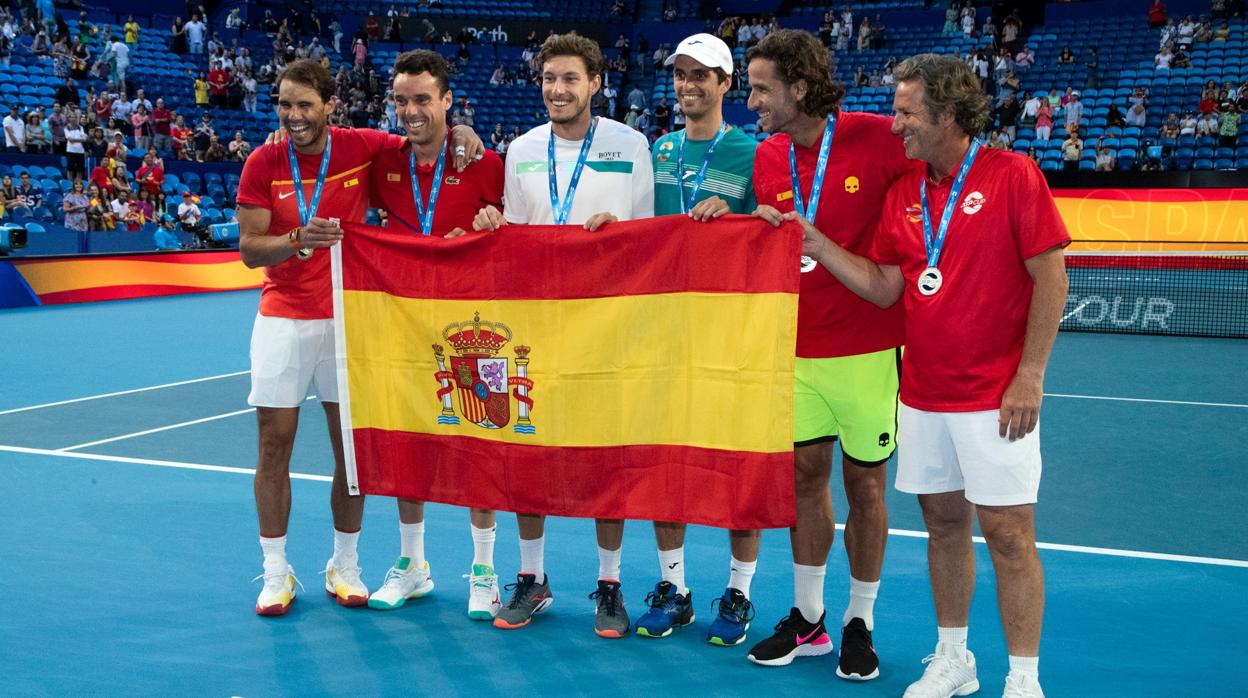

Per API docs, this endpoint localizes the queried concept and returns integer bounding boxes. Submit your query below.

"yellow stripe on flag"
[343,290,796,453]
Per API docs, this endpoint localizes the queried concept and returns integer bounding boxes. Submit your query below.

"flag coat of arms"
[331,215,801,529]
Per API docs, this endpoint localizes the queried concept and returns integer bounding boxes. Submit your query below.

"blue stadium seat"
[1214,158,1235,169]
[24,222,45,234]
[1194,158,1214,169]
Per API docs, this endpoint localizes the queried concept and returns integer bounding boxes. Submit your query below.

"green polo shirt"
[652,125,757,216]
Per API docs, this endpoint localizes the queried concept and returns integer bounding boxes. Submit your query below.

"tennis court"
[1,285,1244,697]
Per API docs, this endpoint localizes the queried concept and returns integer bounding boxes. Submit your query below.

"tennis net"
[1061,252,1248,338]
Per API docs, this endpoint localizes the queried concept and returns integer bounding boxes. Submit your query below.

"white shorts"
[895,402,1042,506]
[247,313,338,408]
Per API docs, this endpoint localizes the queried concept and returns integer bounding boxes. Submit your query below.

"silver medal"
[800,255,818,273]
[918,267,943,296]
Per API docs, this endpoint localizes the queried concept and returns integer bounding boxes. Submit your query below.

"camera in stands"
[0,224,28,255]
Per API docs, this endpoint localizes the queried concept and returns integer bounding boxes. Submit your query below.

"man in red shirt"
[744,30,912,681]
[135,152,164,197]
[237,59,394,617]
[151,98,173,153]
[208,60,231,110]
[364,49,506,620]
[797,54,1068,698]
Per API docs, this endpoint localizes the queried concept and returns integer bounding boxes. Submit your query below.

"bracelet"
[287,228,302,251]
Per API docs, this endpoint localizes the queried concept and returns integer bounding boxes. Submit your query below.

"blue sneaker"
[706,587,755,646]
[635,581,694,638]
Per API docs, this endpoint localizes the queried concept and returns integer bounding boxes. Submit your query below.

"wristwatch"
[289,228,312,260]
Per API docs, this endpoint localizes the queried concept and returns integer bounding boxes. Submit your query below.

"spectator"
[136,152,164,197]
[1035,100,1054,141]
[110,95,133,137]
[171,16,188,54]
[48,103,67,154]
[131,106,154,151]
[56,78,80,109]
[1148,1,1167,28]
[132,189,155,227]
[1085,47,1101,89]
[64,113,87,181]
[1026,146,1042,167]
[113,191,138,230]
[87,127,109,160]
[107,132,129,162]
[1161,112,1181,138]
[987,129,1011,150]
[0,175,23,214]
[1198,110,1220,136]
[185,14,206,54]
[208,61,230,109]
[353,38,367,71]
[1094,146,1117,171]
[111,163,132,199]
[25,113,49,154]
[654,97,671,132]
[193,114,215,162]
[1195,18,1214,43]
[16,172,42,211]
[87,183,113,230]
[1154,44,1173,70]
[1126,88,1149,127]
[176,191,201,230]
[1107,103,1127,128]
[1062,131,1084,172]
[1065,91,1084,131]
[150,99,173,152]
[124,15,140,44]
[1015,44,1035,69]
[943,2,959,34]
[1020,91,1040,128]
[996,93,1021,141]
[4,106,24,153]
[242,70,258,112]
[1178,110,1199,136]
[1218,104,1240,147]
[63,180,90,231]
[1176,15,1196,48]
[330,20,343,53]
[110,38,130,91]
[170,115,190,160]
[1057,46,1076,65]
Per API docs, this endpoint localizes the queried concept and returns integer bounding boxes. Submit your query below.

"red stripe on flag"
[339,215,802,301]
[351,429,796,530]
[36,283,260,304]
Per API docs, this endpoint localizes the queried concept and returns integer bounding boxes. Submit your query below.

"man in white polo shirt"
[474,33,653,639]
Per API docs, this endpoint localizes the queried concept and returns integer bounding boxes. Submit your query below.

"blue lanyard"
[788,116,836,221]
[920,139,982,268]
[286,130,332,227]
[675,122,728,214]
[408,132,447,236]
[548,117,597,225]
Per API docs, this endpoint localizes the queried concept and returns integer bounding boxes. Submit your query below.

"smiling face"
[672,55,730,121]
[393,70,451,148]
[746,57,803,135]
[890,79,951,162]
[277,79,333,150]
[541,54,600,126]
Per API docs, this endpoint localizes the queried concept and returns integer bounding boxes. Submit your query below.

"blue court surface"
[1,290,1244,697]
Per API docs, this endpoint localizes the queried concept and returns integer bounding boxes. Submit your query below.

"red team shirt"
[871,147,1071,412]
[370,138,504,235]
[753,110,914,358]
[236,126,397,319]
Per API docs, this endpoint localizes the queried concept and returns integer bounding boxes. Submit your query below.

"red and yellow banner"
[12,251,263,304]
[332,215,801,529]
[1053,188,1248,252]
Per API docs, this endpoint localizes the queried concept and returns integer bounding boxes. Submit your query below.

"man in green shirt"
[636,32,761,647]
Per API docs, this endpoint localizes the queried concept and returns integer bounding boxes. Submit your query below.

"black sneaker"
[746,607,834,666]
[836,617,880,680]
[492,573,553,629]
[589,580,630,638]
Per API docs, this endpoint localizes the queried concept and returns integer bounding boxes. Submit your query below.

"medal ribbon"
[548,116,598,225]
[287,130,333,227]
[920,139,981,269]
[788,115,836,220]
[676,121,728,214]
[408,130,448,236]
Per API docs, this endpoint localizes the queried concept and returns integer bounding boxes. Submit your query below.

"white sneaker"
[254,563,301,616]
[465,563,501,620]
[903,643,980,698]
[367,557,434,610]
[1003,673,1045,698]
[324,556,370,607]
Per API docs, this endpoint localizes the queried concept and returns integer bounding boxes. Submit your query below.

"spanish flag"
[332,216,801,529]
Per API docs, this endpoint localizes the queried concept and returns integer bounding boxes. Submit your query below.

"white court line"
[1,443,1245,570]
[53,395,318,452]
[0,370,250,416]
[56,408,258,452]
[1044,393,1248,409]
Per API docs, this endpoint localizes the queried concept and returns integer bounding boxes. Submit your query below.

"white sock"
[399,521,425,567]
[332,529,359,567]
[1008,655,1040,678]
[844,576,880,630]
[793,563,826,624]
[471,524,496,568]
[728,556,756,599]
[938,626,970,659]
[598,545,622,582]
[518,535,544,580]
[658,547,685,590]
[260,535,286,569]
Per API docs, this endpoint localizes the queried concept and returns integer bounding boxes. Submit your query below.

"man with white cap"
[633,32,762,647]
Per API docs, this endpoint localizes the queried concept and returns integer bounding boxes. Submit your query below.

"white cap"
[664,33,734,75]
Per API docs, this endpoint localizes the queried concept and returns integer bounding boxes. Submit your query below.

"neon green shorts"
[793,348,900,465]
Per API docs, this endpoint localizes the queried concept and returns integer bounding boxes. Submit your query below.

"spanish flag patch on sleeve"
[344,178,359,188]
[776,190,793,202]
